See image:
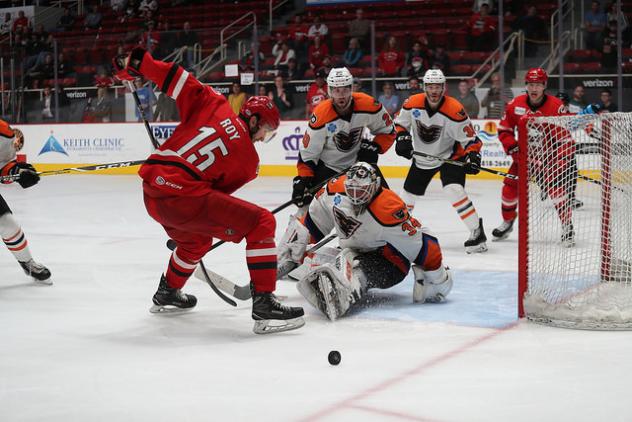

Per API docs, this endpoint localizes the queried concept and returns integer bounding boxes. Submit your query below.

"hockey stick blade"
[167,239,250,301]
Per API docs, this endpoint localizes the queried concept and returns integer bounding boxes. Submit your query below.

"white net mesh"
[523,112,632,330]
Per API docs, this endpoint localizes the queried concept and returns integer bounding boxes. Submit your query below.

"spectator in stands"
[347,8,370,48]
[268,75,293,118]
[305,68,328,118]
[569,85,587,113]
[155,92,179,121]
[283,57,303,81]
[228,81,247,115]
[405,41,429,77]
[111,0,127,13]
[57,7,75,32]
[378,36,404,76]
[57,52,74,79]
[308,35,329,71]
[271,32,286,59]
[91,86,112,123]
[320,55,333,75]
[481,72,513,118]
[257,84,267,96]
[601,20,617,73]
[176,21,198,69]
[240,42,265,72]
[84,5,102,30]
[24,32,45,70]
[407,76,423,96]
[343,37,363,68]
[428,46,450,73]
[274,42,296,73]
[598,89,617,112]
[134,78,156,121]
[141,20,161,56]
[288,15,309,61]
[26,53,54,88]
[41,86,54,120]
[467,2,496,51]
[308,14,328,41]
[12,10,29,33]
[515,6,545,57]
[139,0,158,19]
[378,82,400,116]
[0,13,11,35]
[456,79,480,118]
[585,1,607,50]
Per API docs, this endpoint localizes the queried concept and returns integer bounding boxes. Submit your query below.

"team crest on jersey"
[415,121,443,144]
[333,207,362,238]
[333,194,342,206]
[412,109,421,118]
[392,208,407,220]
[327,122,337,133]
[457,108,467,119]
[514,106,527,115]
[332,127,364,152]
[310,114,317,125]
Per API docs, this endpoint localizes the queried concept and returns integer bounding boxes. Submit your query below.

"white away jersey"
[395,94,479,169]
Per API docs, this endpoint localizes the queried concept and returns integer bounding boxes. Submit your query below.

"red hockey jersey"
[136,53,259,197]
[497,93,566,153]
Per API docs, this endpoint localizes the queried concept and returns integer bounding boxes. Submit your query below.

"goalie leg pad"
[412,265,453,303]
[297,248,365,320]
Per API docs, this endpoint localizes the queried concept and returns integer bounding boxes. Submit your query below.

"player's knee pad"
[442,183,467,202]
[412,265,453,304]
[297,248,365,320]
[246,209,276,244]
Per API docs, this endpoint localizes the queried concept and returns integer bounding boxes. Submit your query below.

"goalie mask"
[344,162,380,206]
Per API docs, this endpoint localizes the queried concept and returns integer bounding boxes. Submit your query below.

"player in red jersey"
[492,68,575,246]
[113,48,304,334]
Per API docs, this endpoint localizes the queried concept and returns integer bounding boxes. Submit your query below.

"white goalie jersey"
[394,93,480,169]
[297,92,395,177]
[303,175,433,263]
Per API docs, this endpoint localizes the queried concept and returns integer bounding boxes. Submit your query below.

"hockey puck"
[166,239,177,250]
[328,350,341,366]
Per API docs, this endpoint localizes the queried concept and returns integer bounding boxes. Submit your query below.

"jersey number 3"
[177,127,227,171]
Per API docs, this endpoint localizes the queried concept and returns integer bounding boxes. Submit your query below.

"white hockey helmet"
[344,162,381,206]
[422,69,446,104]
[327,67,353,90]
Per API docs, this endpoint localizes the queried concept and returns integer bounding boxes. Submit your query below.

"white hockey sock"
[0,213,33,263]
[443,184,480,232]
[399,189,421,212]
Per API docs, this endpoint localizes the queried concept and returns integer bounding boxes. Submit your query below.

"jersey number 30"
[177,127,227,171]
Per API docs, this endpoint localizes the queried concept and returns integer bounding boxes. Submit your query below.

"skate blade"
[253,317,305,334]
[465,243,488,254]
[149,304,194,314]
[33,277,53,286]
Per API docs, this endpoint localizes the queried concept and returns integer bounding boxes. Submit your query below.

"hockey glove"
[10,162,40,189]
[356,140,380,164]
[395,131,413,159]
[112,48,146,81]
[461,151,481,175]
[292,176,314,207]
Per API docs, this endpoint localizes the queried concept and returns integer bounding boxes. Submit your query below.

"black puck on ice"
[328,350,341,366]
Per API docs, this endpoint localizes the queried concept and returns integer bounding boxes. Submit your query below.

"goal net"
[518,112,632,330]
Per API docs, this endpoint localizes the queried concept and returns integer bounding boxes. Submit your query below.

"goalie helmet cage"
[518,112,632,330]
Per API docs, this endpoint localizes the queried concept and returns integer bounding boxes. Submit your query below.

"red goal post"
[517,112,632,330]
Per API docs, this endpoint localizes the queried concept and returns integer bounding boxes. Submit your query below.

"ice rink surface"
[2,175,632,422]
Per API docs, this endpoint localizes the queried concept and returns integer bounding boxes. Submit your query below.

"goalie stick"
[0,159,146,183]
[411,150,518,180]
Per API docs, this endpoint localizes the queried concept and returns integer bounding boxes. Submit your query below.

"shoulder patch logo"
[457,108,467,119]
[327,122,337,133]
[333,194,342,205]
[414,121,443,145]
[310,114,317,125]
[392,208,407,220]
[412,109,421,118]
[514,106,526,115]
[333,206,362,239]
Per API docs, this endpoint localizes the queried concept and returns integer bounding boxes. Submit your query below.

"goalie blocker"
[279,162,453,320]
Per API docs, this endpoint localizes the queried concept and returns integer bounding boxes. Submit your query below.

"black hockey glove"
[112,48,146,81]
[292,176,314,207]
[395,131,413,159]
[356,140,380,164]
[461,151,481,175]
[10,162,40,189]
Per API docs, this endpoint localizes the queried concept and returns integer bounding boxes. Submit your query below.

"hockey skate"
[251,292,305,334]
[492,219,515,241]
[464,218,488,254]
[561,224,575,248]
[19,259,52,285]
[150,274,197,314]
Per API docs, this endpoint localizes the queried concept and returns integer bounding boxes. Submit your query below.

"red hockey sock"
[501,184,518,222]
[165,248,198,289]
